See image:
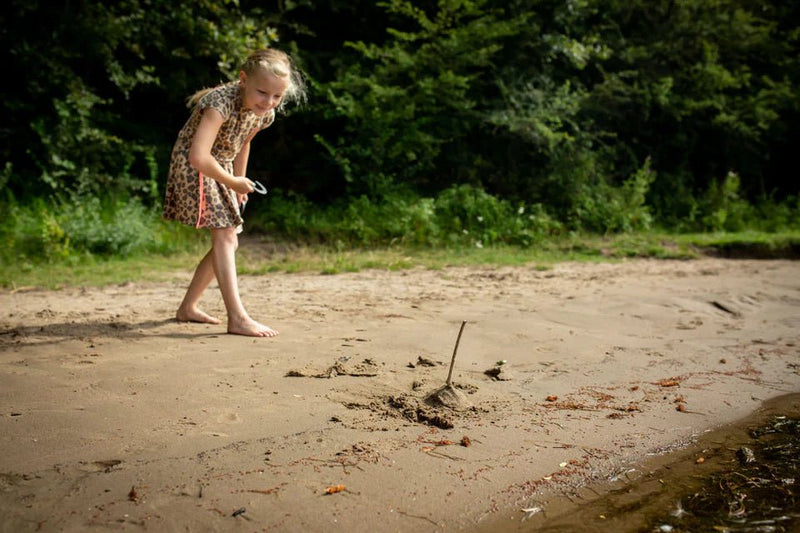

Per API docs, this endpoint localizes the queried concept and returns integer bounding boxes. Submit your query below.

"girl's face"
[239,70,289,115]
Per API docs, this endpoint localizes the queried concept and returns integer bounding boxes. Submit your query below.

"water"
[478,394,800,533]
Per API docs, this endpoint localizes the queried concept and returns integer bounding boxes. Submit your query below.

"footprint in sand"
[194,412,241,437]
[216,412,242,424]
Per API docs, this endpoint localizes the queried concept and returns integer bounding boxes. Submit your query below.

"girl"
[163,49,305,337]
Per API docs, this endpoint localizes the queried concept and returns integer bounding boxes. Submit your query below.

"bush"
[0,194,192,264]
[699,171,753,232]
[561,156,656,233]
[247,184,562,248]
[434,184,558,247]
[660,171,799,233]
[751,195,800,232]
[246,190,333,242]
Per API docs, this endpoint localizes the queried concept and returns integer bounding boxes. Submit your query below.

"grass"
[674,230,800,258]
[1,230,797,290]
[0,249,203,290]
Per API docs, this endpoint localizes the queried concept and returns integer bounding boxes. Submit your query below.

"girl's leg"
[210,227,278,338]
[176,249,221,324]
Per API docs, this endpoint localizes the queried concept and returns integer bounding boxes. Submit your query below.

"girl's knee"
[211,228,239,251]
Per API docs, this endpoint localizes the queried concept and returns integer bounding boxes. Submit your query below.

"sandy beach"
[1,257,798,532]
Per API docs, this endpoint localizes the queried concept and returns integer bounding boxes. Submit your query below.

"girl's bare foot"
[176,306,221,324]
[228,317,279,338]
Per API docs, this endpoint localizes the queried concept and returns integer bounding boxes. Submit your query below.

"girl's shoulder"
[197,82,240,119]
[260,109,276,130]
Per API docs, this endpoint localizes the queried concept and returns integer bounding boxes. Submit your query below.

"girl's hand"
[237,192,249,205]
[231,176,255,195]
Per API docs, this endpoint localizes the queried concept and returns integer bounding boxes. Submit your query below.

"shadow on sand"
[0,318,219,347]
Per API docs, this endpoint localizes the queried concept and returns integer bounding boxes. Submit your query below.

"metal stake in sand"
[427,320,471,410]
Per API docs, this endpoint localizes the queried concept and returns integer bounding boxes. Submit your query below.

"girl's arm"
[233,128,259,177]
[188,109,254,194]
[232,129,260,205]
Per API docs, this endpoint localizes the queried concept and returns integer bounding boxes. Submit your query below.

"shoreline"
[474,392,800,532]
[1,258,798,531]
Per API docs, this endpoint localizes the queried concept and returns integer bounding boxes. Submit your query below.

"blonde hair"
[187,49,307,112]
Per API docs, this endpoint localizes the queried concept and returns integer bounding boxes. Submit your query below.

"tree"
[580,0,798,217]
[1,0,276,200]
[315,0,524,198]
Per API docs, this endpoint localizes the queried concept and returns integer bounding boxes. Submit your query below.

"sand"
[0,258,798,532]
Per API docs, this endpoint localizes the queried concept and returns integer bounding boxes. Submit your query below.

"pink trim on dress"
[196,172,206,228]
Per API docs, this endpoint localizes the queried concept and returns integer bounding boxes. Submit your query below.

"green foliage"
[751,196,800,233]
[248,174,796,248]
[306,0,798,224]
[1,0,798,249]
[699,171,752,232]
[487,78,586,153]
[31,83,160,199]
[2,0,277,200]
[317,0,524,196]
[248,184,562,247]
[432,184,558,247]
[570,157,656,233]
[680,173,800,233]
[583,0,798,199]
[340,194,439,246]
[0,195,195,265]
[59,196,150,257]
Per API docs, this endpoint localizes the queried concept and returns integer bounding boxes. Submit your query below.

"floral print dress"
[162,82,275,229]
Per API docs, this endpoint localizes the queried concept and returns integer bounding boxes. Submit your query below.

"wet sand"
[475,392,800,532]
[1,258,798,532]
